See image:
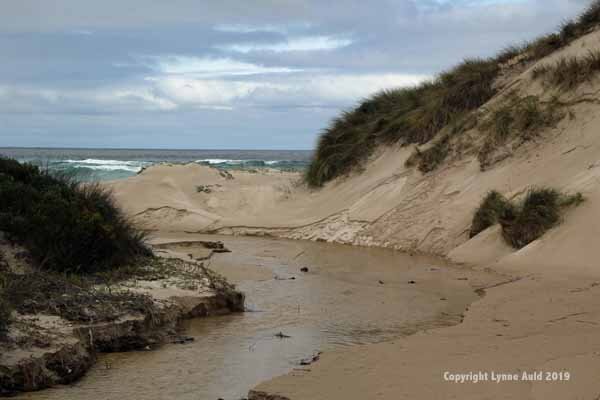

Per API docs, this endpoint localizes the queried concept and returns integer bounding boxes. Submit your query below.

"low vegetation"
[478,95,562,169]
[469,191,515,238]
[0,277,10,336]
[532,50,600,90]
[305,0,600,187]
[470,188,584,248]
[0,158,150,274]
[305,58,499,186]
[3,269,156,324]
[409,136,451,173]
[0,251,11,334]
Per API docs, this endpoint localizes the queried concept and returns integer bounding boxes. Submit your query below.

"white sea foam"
[61,158,150,172]
[196,159,280,165]
[70,164,143,172]
[64,158,142,166]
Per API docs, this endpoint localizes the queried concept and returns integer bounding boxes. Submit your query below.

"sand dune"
[111,28,600,400]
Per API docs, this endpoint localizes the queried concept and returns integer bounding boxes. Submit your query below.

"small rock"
[408,280,416,284]
[300,267,309,273]
[378,280,384,285]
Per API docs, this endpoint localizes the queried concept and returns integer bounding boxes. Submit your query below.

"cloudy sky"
[0,0,591,149]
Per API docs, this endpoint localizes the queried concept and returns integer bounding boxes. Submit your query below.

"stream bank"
[15,234,502,400]
[0,239,244,395]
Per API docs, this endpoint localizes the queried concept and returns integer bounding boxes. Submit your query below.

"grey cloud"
[0,0,595,148]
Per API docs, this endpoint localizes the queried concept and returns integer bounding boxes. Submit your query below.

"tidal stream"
[19,234,481,400]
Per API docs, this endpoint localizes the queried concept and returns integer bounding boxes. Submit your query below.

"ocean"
[0,148,313,182]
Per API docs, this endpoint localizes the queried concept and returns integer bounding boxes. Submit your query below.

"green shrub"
[469,191,515,238]
[470,188,584,248]
[0,158,150,274]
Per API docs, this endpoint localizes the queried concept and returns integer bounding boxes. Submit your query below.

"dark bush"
[469,191,516,238]
[0,158,150,273]
[501,188,562,248]
[0,269,10,335]
[0,295,10,335]
[470,188,584,248]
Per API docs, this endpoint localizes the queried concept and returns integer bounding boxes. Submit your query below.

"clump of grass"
[501,188,562,248]
[0,158,150,274]
[478,96,562,169]
[409,136,451,173]
[470,188,584,248]
[532,50,600,90]
[469,191,515,238]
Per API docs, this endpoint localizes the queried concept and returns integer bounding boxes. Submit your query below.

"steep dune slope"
[112,27,600,269]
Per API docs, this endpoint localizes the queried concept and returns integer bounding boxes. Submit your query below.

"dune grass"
[0,298,10,335]
[469,191,516,238]
[470,188,584,248]
[0,272,10,335]
[0,158,150,274]
[532,50,600,90]
[305,0,600,187]
[478,96,562,169]
[407,135,452,173]
[305,58,499,186]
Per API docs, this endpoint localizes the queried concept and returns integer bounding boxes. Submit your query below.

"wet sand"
[16,234,497,400]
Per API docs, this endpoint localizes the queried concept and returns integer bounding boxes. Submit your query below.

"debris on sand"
[275,331,291,339]
[299,351,322,366]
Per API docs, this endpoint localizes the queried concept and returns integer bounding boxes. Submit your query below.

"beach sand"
[108,29,600,400]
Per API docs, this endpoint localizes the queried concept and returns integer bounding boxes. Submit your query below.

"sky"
[0,0,592,150]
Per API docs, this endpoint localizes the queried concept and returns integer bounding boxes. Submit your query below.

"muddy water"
[20,235,481,400]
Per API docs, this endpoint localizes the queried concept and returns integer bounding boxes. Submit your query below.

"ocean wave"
[56,158,150,173]
[63,158,143,166]
[195,159,303,167]
[65,164,143,172]
[196,159,246,164]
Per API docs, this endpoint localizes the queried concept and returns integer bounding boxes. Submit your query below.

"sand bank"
[105,30,600,399]
[0,239,243,394]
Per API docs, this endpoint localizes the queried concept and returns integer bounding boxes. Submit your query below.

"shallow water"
[19,235,479,400]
